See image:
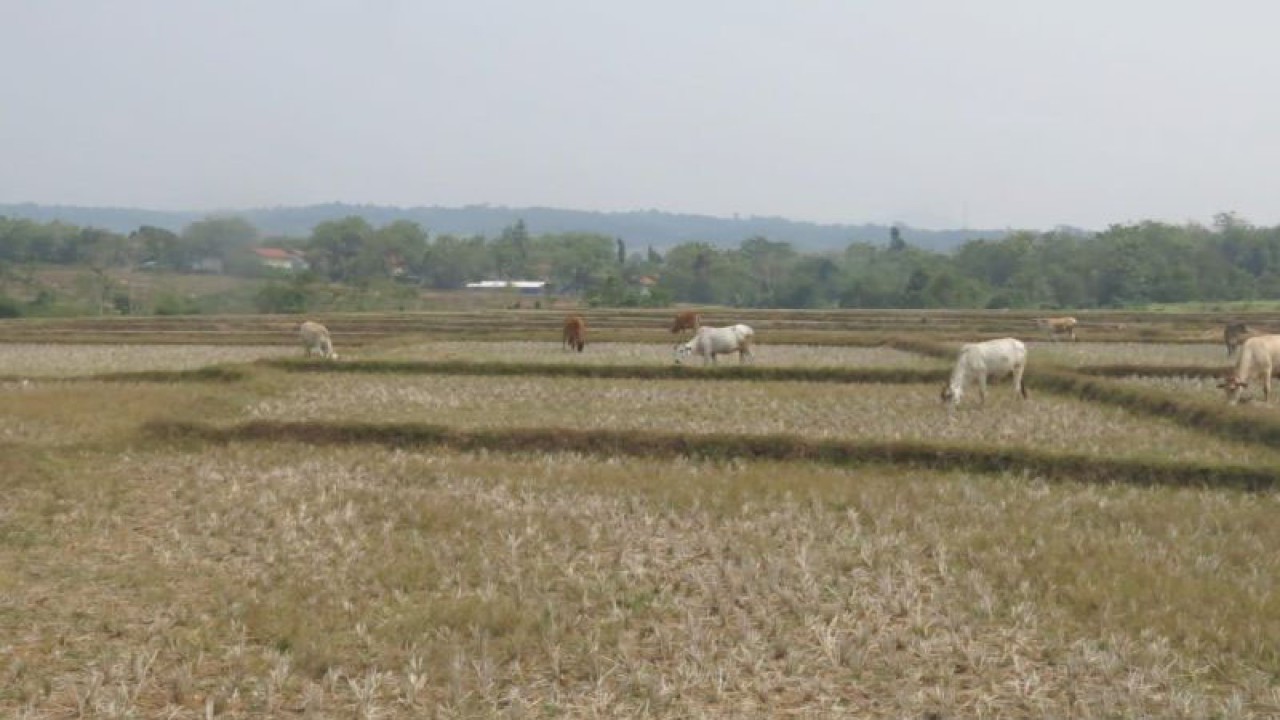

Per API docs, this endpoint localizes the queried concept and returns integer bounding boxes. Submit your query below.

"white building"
[465,280,548,295]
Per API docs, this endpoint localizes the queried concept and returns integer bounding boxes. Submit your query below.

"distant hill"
[0,202,1011,253]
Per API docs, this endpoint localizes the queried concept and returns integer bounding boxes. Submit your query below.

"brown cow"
[562,314,586,352]
[1034,316,1078,342]
[670,311,701,345]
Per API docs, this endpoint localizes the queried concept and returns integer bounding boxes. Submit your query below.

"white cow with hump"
[299,320,338,360]
[941,337,1028,408]
[674,324,754,365]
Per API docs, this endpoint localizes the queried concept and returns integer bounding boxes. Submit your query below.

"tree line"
[0,211,1277,316]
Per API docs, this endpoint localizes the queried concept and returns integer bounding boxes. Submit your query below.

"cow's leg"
[977,375,988,405]
[1013,364,1027,399]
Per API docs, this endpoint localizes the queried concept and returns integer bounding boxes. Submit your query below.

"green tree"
[307,216,374,283]
[422,234,492,289]
[531,232,615,294]
[492,220,531,278]
[182,216,260,265]
[889,226,907,252]
[374,220,430,279]
[736,236,797,306]
[131,225,191,270]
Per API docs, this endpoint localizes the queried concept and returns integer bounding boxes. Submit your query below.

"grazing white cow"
[299,320,338,360]
[674,324,754,365]
[1034,316,1078,342]
[1218,334,1280,404]
[941,337,1028,408]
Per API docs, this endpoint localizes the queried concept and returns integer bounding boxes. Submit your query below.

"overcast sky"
[3,1,1279,230]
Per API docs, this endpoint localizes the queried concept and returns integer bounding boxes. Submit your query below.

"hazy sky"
[4,1,1280,230]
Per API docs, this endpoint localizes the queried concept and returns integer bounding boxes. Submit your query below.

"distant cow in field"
[670,311,702,344]
[1034,316,1078,342]
[299,320,338,360]
[1224,322,1256,357]
[1219,334,1280,404]
[674,324,754,365]
[941,337,1028,409]
[562,314,586,352]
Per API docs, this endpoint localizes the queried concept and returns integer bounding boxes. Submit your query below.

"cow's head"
[673,342,694,365]
[1218,374,1248,403]
[940,384,958,406]
[1218,375,1247,389]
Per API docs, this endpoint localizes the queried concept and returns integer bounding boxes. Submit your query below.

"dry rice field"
[2,311,1279,718]
[1029,341,1227,367]
[370,341,947,369]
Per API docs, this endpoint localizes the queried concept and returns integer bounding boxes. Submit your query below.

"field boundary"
[1031,369,1280,446]
[1076,364,1224,378]
[258,358,951,384]
[143,419,1280,491]
[0,366,249,384]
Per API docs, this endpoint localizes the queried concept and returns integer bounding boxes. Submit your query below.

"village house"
[251,247,309,272]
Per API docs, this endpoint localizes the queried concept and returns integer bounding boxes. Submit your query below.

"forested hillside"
[0,203,1003,253]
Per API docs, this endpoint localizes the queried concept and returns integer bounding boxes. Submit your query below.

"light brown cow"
[299,320,338,359]
[1219,334,1280,404]
[1034,316,1078,342]
[562,314,586,353]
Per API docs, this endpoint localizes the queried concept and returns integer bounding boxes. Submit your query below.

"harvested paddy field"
[4,309,1280,718]
[245,374,1280,466]
[0,343,292,377]
[5,445,1279,718]
[1031,341,1227,368]
[368,340,947,368]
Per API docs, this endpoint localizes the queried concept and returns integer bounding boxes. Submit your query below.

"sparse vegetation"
[3,311,1280,717]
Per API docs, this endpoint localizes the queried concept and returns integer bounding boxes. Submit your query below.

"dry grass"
[1076,374,1280,415]
[4,445,1279,718]
[245,374,1280,466]
[5,324,1280,718]
[0,344,294,377]
[1031,341,1227,368]
[369,340,947,368]
[0,381,257,446]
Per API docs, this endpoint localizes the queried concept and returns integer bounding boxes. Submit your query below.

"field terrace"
[243,374,1280,468]
[2,310,1280,718]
